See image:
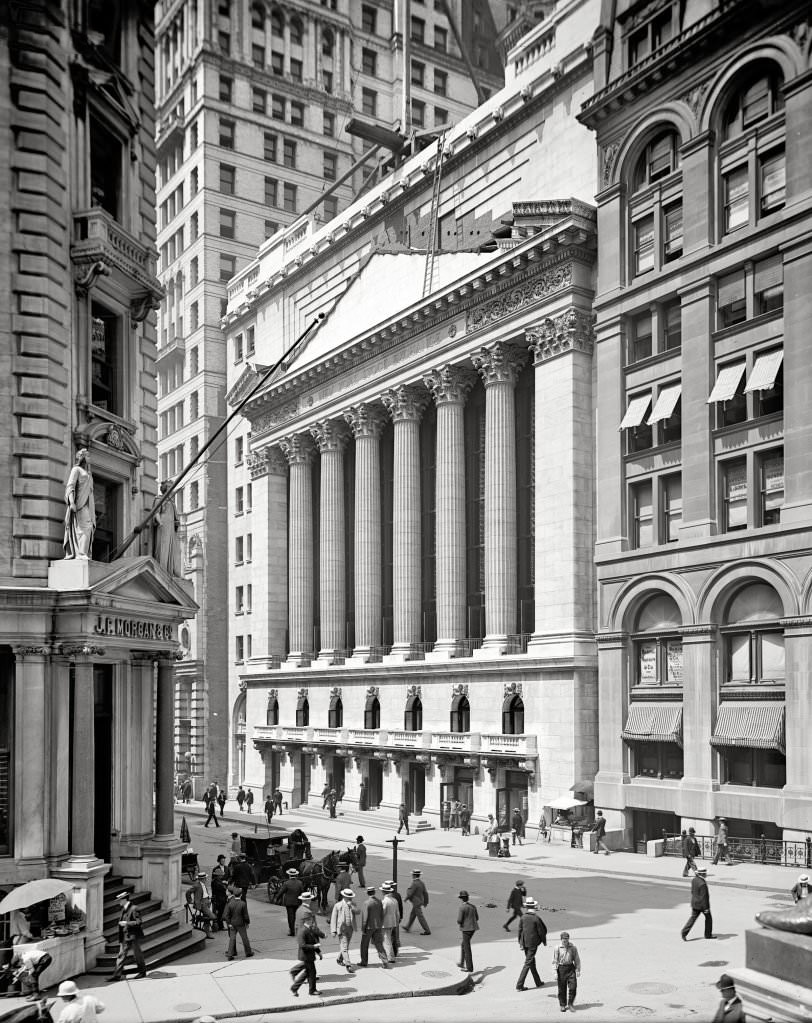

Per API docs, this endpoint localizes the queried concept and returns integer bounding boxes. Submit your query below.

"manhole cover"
[174,1004,202,1013]
[628,983,677,995]
[422,970,451,979]
[700,961,728,968]
[617,1008,655,1017]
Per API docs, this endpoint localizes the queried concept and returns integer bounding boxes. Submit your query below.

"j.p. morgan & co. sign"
[93,615,174,641]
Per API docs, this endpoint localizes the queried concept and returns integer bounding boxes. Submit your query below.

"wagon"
[181,850,199,882]
[239,828,312,902]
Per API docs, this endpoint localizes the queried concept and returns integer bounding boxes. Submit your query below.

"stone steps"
[294,803,435,833]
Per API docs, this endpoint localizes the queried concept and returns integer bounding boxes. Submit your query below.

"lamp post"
[386,834,404,885]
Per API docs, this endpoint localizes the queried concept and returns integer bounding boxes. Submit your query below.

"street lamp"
[386,834,404,885]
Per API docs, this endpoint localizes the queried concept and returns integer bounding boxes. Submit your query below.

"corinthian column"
[310,420,350,662]
[471,342,528,654]
[344,404,386,661]
[381,384,429,661]
[423,365,477,657]
[280,434,315,665]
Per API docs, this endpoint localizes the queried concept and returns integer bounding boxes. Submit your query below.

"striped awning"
[711,702,785,754]
[621,703,683,746]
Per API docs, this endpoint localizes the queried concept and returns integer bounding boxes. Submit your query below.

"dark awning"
[622,703,683,746]
[711,703,785,754]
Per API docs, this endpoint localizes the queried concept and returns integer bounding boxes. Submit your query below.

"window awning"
[619,394,652,430]
[708,363,746,404]
[547,795,589,811]
[621,703,683,746]
[648,383,681,424]
[711,702,785,754]
[744,350,783,392]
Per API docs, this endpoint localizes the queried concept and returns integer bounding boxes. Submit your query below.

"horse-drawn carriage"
[239,828,312,901]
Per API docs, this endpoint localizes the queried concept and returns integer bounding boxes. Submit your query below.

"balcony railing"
[389,729,431,749]
[481,733,538,756]
[346,728,388,746]
[663,832,810,869]
[279,725,313,742]
[431,732,481,752]
[313,727,346,743]
[72,207,161,296]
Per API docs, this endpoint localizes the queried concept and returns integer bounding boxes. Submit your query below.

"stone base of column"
[52,856,110,970]
[283,652,313,668]
[313,648,347,667]
[384,644,420,664]
[473,636,512,658]
[527,632,597,659]
[348,647,384,665]
[141,836,187,916]
[425,640,464,661]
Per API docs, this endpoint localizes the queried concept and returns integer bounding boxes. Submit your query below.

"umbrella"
[570,779,594,800]
[0,878,74,914]
[180,816,191,844]
[547,796,589,811]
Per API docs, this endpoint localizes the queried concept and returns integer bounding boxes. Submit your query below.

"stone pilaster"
[71,657,96,855]
[310,420,350,663]
[344,404,387,661]
[781,616,812,835]
[250,447,289,659]
[156,658,176,838]
[381,385,429,661]
[423,366,477,657]
[471,343,528,654]
[280,434,316,666]
[13,647,50,867]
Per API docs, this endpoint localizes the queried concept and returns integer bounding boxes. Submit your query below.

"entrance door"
[331,756,345,798]
[632,809,680,852]
[367,760,383,809]
[497,770,529,830]
[93,666,113,863]
[299,753,311,806]
[408,764,425,815]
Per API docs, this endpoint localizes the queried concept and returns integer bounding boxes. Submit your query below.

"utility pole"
[386,835,404,885]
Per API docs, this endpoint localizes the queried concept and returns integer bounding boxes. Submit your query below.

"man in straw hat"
[380,883,399,963]
[290,893,325,998]
[516,896,547,991]
[404,869,431,935]
[791,873,810,903]
[278,867,305,936]
[330,888,359,972]
[681,867,716,941]
[55,980,105,1022]
[108,891,147,982]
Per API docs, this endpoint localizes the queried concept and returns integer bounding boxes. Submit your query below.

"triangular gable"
[88,556,198,613]
[283,251,490,377]
[226,362,270,408]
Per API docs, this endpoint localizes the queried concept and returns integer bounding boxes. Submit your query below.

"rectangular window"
[434,26,448,51]
[265,176,278,206]
[189,346,199,375]
[290,102,304,127]
[760,149,786,214]
[236,585,244,612]
[190,301,199,331]
[323,152,337,180]
[663,201,683,261]
[362,47,377,76]
[754,253,783,315]
[246,534,253,562]
[724,165,749,232]
[219,117,235,149]
[234,333,243,363]
[190,480,199,509]
[323,112,335,137]
[283,138,297,169]
[190,166,198,194]
[235,486,244,515]
[628,25,649,66]
[272,94,285,120]
[411,61,425,87]
[219,75,232,102]
[362,88,377,117]
[246,582,253,610]
[283,182,297,213]
[411,16,425,43]
[265,218,277,237]
[434,69,448,96]
[717,269,746,328]
[220,253,236,282]
[252,43,265,68]
[218,30,230,54]
[252,87,266,114]
[219,163,235,194]
[246,484,253,512]
[361,4,377,33]
[271,51,284,75]
[91,305,120,413]
[760,450,784,526]
[235,635,244,661]
[190,391,199,419]
[263,132,277,162]
[662,474,682,542]
[290,58,303,82]
[235,436,244,464]
[235,536,244,564]
[633,215,655,275]
[630,312,652,362]
[412,99,425,128]
[322,69,333,93]
[324,195,338,219]
[246,326,255,356]
[662,301,681,350]
[631,480,654,548]
[435,106,449,126]
[190,212,198,242]
[190,256,198,286]
[723,457,748,531]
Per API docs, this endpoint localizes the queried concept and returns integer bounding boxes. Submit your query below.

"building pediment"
[88,556,197,611]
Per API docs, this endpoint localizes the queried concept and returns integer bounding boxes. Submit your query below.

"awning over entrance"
[711,702,785,754]
[621,703,683,746]
[547,796,589,810]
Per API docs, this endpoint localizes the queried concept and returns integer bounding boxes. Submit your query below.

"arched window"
[251,2,265,30]
[328,694,343,728]
[404,694,422,732]
[290,16,303,45]
[722,582,784,685]
[364,695,380,730]
[633,131,680,192]
[322,28,334,58]
[502,695,524,735]
[266,696,279,726]
[632,593,683,687]
[296,694,309,726]
[450,694,470,733]
[629,129,682,279]
[271,9,283,37]
[722,64,784,141]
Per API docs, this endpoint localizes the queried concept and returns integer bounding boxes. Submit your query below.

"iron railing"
[662,831,812,868]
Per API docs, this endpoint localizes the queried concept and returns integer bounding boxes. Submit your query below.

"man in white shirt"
[330,889,358,973]
[552,931,581,1012]
[55,979,105,1022]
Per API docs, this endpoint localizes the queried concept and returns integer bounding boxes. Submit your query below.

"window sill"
[712,309,782,344]
[630,686,683,699]
[624,346,682,373]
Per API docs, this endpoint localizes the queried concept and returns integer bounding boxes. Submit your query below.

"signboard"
[93,615,174,641]
[666,639,683,684]
[638,642,657,683]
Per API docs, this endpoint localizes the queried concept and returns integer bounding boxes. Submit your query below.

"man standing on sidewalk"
[404,870,431,935]
[552,931,581,1012]
[682,827,701,877]
[359,886,389,968]
[681,867,716,940]
[456,890,478,973]
[504,879,526,931]
[330,889,359,973]
[516,897,547,991]
[591,810,610,855]
[380,883,399,962]
[713,819,732,865]
[278,868,305,937]
[223,891,253,959]
[354,836,368,887]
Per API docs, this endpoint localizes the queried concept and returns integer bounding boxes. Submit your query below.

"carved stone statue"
[63,448,96,559]
[150,479,181,576]
[756,892,812,935]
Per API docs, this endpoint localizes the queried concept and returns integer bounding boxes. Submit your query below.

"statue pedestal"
[729,929,812,1021]
[48,558,92,590]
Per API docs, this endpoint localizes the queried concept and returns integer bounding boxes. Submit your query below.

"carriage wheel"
[267,876,281,903]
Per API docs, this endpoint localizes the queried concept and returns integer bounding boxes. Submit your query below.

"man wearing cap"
[681,867,715,940]
[55,980,105,1022]
[713,818,732,866]
[109,892,147,982]
[504,879,526,931]
[278,868,305,936]
[188,872,217,937]
[516,897,547,991]
[404,870,431,935]
[791,874,810,903]
[354,836,368,887]
[223,890,253,959]
[380,883,399,962]
[552,931,581,1011]
[327,789,337,819]
[359,886,389,968]
[456,890,479,973]
[712,973,745,1022]
[330,889,359,972]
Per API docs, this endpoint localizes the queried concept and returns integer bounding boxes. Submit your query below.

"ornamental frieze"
[251,401,300,435]
[504,681,523,698]
[466,263,573,333]
[527,308,595,362]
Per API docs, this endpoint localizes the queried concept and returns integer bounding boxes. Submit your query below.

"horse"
[300,847,358,914]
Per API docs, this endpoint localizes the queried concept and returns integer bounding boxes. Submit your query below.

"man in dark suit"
[109,891,147,981]
[230,854,254,901]
[359,886,389,967]
[278,868,305,936]
[516,896,547,991]
[681,867,715,940]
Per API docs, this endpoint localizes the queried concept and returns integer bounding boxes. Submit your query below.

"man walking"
[264,794,274,823]
[591,810,610,855]
[553,931,581,1011]
[223,891,253,959]
[713,819,732,865]
[333,859,353,906]
[245,788,254,814]
[109,891,147,982]
[682,827,700,877]
[278,868,305,936]
[203,792,219,828]
[456,890,478,973]
[388,881,404,955]
[359,886,389,968]
[273,787,284,815]
[516,897,547,991]
[321,784,331,810]
[511,808,525,846]
[236,786,246,812]
[188,872,217,937]
[681,867,715,940]
[504,879,526,931]
[397,803,410,835]
[404,869,431,934]
[330,888,359,972]
[230,853,254,901]
[211,855,228,930]
[460,804,471,836]
[327,789,337,819]
[290,911,325,998]
[354,836,368,887]
[380,882,399,962]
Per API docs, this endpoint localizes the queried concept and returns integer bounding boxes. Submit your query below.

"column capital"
[471,341,528,387]
[12,645,50,659]
[344,403,387,439]
[381,384,429,423]
[310,418,350,452]
[279,433,316,465]
[248,445,288,479]
[423,364,477,405]
[527,308,595,364]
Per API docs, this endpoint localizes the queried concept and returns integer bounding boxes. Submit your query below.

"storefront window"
[0,649,13,856]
